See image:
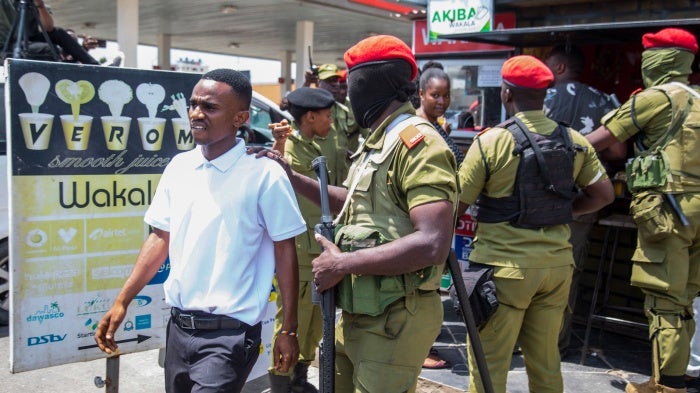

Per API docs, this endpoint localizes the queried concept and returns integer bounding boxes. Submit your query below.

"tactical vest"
[475,118,578,229]
[630,82,700,193]
[335,115,441,316]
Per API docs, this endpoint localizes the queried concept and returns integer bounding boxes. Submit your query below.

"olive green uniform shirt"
[459,110,608,268]
[330,101,366,183]
[313,127,345,188]
[284,130,330,281]
[346,101,457,214]
[603,88,672,148]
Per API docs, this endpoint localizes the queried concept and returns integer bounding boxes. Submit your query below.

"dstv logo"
[27,334,67,346]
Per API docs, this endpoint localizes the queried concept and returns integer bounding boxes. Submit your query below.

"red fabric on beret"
[344,35,418,80]
[338,69,347,82]
[501,55,554,89]
[642,28,698,54]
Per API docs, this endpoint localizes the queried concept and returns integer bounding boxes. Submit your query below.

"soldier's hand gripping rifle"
[312,156,335,393]
[447,250,495,393]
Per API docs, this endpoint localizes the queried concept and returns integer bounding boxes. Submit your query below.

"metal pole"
[106,355,120,393]
[447,250,494,393]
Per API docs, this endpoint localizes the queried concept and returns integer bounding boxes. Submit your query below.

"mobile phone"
[96,39,107,48]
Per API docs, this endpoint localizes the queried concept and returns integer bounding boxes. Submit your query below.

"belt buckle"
[179,313,196,329]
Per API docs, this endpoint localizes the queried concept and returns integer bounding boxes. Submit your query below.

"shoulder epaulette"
[629,87,643,98]
[476,127,492,137]
[399,125,425,149]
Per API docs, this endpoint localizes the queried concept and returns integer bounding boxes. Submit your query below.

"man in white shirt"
[94,68,307,393]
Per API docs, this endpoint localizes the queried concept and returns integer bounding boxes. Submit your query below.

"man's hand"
[304,70,319,87]
[246,147,293,177]
[311,234,345,292]
[94,304,128,355]
[279,97,290,111]
[269,119,291,154]
[269,119,291,142]
[81,36,99,50]
[273,334,299,373]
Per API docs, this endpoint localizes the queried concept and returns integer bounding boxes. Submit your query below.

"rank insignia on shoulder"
[399,126,425,149]
[477,127,492,136]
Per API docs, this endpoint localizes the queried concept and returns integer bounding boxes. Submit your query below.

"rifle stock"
[312,156,335,393]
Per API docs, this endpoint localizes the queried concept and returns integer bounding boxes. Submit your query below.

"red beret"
[501,55,554,89]
[344,35,418,80]
[642,28,698,54]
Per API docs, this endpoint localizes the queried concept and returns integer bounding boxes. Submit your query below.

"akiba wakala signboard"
[427,0,494,41]
[4,60,279,378]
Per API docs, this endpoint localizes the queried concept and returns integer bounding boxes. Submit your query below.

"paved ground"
[0,294,655,392]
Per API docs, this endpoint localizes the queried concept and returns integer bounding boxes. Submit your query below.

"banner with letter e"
[428,0,494,41]
[5,59,277,378]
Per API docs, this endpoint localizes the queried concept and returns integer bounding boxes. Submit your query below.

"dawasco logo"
[132,295,152,307]
[26,301,65,324]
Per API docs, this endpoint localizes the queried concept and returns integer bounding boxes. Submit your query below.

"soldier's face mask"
[347,61,414,129]
[641,48,694,88]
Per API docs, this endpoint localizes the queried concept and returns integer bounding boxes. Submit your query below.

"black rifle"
[308,45,319,76]
[447,250,495,393]
[312,156,335,393]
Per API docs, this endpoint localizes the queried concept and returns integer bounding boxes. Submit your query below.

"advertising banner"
[5,59,276,377]
[413,12,515,56]
[427,0,495,41]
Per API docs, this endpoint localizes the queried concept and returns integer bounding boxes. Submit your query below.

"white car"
[244,91,293,146]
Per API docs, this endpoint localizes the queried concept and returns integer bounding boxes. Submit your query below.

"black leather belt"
[171,308,244,330]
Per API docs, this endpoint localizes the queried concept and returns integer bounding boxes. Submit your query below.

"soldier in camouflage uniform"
[587,28,700,393]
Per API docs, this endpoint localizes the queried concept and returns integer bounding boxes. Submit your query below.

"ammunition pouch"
[625,148,672,193]
[335,224,439,316]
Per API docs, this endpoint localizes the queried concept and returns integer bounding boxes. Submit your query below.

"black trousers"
[164,316,262,393]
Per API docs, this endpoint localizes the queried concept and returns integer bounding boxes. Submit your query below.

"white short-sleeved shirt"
[145,140,306,325]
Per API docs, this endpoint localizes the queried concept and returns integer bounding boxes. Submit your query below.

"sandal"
[422,347,450,369]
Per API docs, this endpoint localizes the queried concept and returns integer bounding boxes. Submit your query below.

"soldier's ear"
[556,63,566,74]
[503,88,512,102]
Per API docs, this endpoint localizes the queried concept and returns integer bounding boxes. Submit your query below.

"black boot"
[268,372,292,393]
[290,362,319,393]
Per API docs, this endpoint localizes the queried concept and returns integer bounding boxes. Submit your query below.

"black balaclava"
[347,60,416,129]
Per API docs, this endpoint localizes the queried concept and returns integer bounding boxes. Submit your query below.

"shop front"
[432,12,700,341]
[412,13,516,152]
